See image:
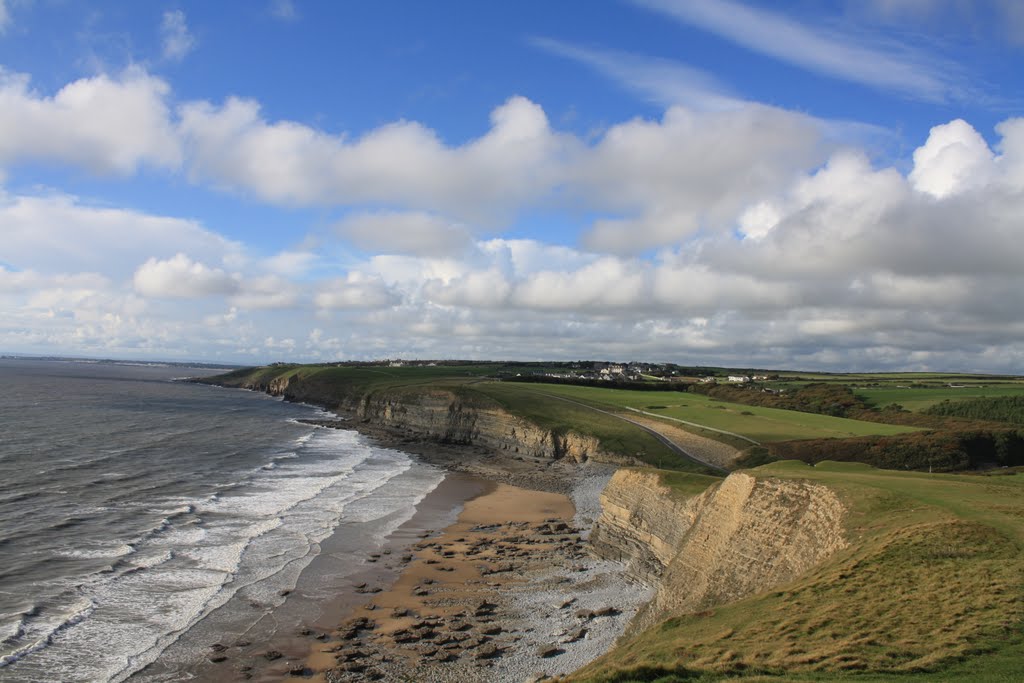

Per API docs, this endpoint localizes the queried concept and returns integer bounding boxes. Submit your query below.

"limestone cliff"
[589,469,701,582]
[227,373,614,464]
[356,390,608,463]
[591,469,848,633]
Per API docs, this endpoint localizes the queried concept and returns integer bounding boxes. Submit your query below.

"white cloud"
[531,37,743,111]
[335,211,475,257]
[178,95,574,223]
[577,104,826,252]
[0,1,10,34]
[231,274,300,309]
[0,67,180,174]
[133,253,239,298]
[910,119,995,198]
[635,0,965,102]
[262,250,317,277]
[0,192,241,278]
[314,273,400,310]
[161,10,196,62]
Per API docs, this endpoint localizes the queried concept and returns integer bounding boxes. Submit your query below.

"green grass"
[857,384,1024,412]
[469,383,715,473]
[573,463,1024,682]
[486,383,919,443]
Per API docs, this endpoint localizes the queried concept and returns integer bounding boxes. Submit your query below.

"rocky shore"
[301,479,652,683]
[194,413,651,683]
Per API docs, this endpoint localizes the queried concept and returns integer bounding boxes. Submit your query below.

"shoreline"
[170,387,646,682]
[301,474,651,682]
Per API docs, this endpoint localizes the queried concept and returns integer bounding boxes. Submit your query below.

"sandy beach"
[196,422,651,682]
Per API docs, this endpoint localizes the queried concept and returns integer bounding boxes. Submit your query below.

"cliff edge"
[590,468,848,633]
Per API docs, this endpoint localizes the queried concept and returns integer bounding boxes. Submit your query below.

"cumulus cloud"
[336,211,475,257]
[0,192,241,278]
[0,67,180,174]
[910,119,995,197]
[178,95,574,223]
[133,253,239,298]
[577,104,826,252]
[160,10,196,62]
[314,273,401,310]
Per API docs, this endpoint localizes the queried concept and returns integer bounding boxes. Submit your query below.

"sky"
[1,0,1023,371]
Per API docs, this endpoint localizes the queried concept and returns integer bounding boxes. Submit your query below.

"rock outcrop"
[589,469,700,583]
[357,391,605,463]
[591,469,848,633]
[227,373,614,464]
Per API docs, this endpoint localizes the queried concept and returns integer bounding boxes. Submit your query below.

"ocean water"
[0,359,445,682]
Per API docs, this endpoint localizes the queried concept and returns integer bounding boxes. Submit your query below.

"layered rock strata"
[229,373,614,465]
[590,469,848,633]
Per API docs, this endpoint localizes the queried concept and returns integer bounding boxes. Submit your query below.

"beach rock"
[288,665,312,677]
[210,643,228,652]
[263,650,283,660]
[593,606,621,617]
[560,626,587,643]
[481,625,502,636]
[538,645,563,658]
[475,643,501,660]
[208,655,228,663]
[555,597,576,609]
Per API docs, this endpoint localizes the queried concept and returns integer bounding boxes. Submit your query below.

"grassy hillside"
[572,461,1024,682]
[484,383,919,443]
[207,363,1024,473]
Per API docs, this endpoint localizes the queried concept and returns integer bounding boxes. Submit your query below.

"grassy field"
[573,462,1024,682]
[856,384,1024,412]
[483,383,919,443]
[214,364,715,473]
[468,382,715,473]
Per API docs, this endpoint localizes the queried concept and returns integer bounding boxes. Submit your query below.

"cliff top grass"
[469,382,718,474]
[487,383,919,444]
[573,462,1024,682]
[210,364,716,473]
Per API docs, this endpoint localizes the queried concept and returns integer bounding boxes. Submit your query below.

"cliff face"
[589,470,701,582]
[591,469,848,633]
[229,372,612,464]
[356,390,606,463]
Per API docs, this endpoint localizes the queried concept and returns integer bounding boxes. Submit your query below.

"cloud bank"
[1,65,1023,370]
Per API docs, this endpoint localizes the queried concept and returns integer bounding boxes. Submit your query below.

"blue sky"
[2,0,1024,371]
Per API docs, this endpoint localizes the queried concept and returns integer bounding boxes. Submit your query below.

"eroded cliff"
[356,390,608,463]
[591,469,848,633]
[228,372,614,464]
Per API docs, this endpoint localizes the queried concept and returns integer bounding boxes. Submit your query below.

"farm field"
[479,382,919,444]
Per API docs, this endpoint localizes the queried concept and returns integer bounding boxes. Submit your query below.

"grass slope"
[573,462,1024,682]
[487,383,918,443]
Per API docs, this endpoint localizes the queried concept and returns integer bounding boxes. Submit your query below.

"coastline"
[299,471,651,682]
[161,385,648,682]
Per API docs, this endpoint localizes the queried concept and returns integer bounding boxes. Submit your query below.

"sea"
[0,358,448,682]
